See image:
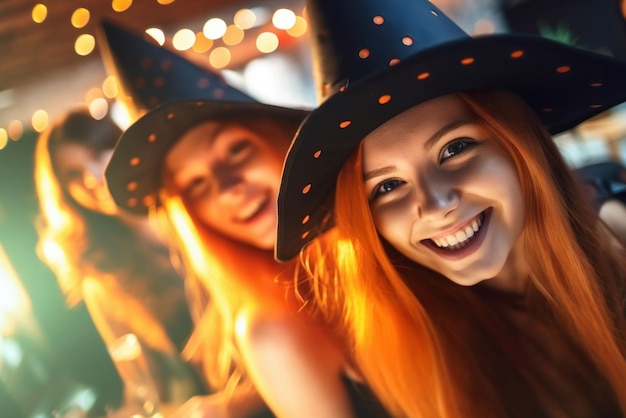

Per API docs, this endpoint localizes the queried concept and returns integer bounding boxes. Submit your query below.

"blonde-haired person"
[34,108,204,414]
[105,100,388,417]
[276,1,626,417]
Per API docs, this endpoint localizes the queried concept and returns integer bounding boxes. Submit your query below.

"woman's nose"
[416,175,459,221]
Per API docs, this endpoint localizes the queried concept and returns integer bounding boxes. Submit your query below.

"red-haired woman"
[276,1,626,417]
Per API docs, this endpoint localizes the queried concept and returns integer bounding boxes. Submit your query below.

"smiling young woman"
[275,0,626,417]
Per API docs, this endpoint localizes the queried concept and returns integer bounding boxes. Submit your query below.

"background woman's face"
[54,143,118,215]
[361,95,525,289]
[165,120,286,250]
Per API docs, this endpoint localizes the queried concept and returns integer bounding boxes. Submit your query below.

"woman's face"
[361,95,525,289]
[165,120,286,250]
[54,143,118,215]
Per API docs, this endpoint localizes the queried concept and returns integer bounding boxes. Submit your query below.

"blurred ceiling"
[0,0,251,91]
[0,0,299,133]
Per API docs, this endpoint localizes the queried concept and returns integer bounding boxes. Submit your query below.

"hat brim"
[106,100,310,214]
[276,34,626,261]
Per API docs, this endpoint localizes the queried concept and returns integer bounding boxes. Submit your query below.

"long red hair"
[157,115,300,393]
[299,91,626,417]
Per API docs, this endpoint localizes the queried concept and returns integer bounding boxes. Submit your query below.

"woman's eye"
[184,177,208,199]
[372,179,405,199]
[227,140,253,161]
[440,138,476,162]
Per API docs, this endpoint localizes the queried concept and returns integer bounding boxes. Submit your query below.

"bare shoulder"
[233,306,355,418]
[234,305,333,355]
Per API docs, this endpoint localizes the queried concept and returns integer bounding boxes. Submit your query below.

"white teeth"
[455,229,467,243]
[446,235,459,246]
[237,196,267,221]
[431,214,483,249]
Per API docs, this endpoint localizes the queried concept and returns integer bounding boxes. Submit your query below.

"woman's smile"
[420,208,490,261]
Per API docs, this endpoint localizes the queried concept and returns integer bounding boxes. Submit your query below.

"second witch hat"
[99,19,309,215]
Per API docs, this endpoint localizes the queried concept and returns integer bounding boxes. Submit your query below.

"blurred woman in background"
[33,107,204,415]
[105,95,389,418]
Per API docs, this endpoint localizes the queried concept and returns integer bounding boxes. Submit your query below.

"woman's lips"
[234,193,270,223]
[421,208,492,261]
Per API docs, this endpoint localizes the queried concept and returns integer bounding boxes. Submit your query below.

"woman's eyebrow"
[363,165,396,182]
[363,119,470,181]
[423,119,470,152]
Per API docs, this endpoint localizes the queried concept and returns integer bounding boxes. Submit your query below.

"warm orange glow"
[192,32,213,53]
[75,34,96,56]
[256,32,279,53]
[287,16,307,37]
[71,8,90,28]
[209,47,231,68]
[157,0,175,4]
[32,4,47,23]
[112,0,133,12]
[8,120,23,141]
[166,198,212,274]
[223,25,244,46]
[31,110,49,133]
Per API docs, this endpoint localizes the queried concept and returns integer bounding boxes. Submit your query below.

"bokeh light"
[203,18,227,40]
[193,33,214,53]
[75,34,96,56]
[32,4,47,23]
[209,47,231,68]
[71,8,90,28]
[0,129,8,150]
[157,0,175,4]
[89,98,109,120]
[112,0,133,12]
[31,110,49,133]
[256,32,279,53]
[102,76,119,98]
[8,121,23,141]
[287,16,307,37]
[474,18,495,35]
[172,28,196,51]
[146,28,166,46]
[223,25,245,46]
[234,8,256,29]
[272,9,296,30]
[85,87,104,104]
